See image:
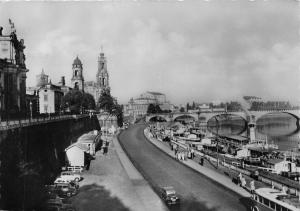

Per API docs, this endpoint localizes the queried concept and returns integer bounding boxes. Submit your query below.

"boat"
[247,136,278,151]
[251,187,300,211]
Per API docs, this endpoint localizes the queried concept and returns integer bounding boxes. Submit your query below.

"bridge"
[145,109,300,125]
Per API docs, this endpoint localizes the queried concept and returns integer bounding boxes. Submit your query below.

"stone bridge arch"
[250,110,300,122]
[199,112,248,124]
[173,114,197,122]
[146,114,172,122]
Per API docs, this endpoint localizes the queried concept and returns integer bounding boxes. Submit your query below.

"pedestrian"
[241,177,246,188]
[191,148,195,159]
[250,180,255,194]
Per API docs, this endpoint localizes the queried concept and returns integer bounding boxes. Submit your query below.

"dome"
[73,56,82,66]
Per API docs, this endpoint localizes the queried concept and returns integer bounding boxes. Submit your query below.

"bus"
[251,187,300,211]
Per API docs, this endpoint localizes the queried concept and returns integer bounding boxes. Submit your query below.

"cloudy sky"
[0,0,299,104]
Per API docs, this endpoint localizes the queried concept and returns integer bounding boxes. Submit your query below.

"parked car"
[43,195,75,211]
[46,183,78,198]
[54,178,73,185]
[60,171,81,182]
[160,186,180,205]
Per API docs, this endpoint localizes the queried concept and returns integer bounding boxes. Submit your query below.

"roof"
[221,135,248,142]
[73,56,82,66]
[77,131,100,143]
[266,158,285,165]
[255,188,300,210]
[147,91,164,96]
[65,143,89,151]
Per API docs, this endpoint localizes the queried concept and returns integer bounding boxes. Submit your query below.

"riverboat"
[247,136,279,151]
[251,187,300,211]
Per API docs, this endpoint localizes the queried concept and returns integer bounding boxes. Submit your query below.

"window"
[270,201,275,209]
[44,94,48,101]
[263,198,269,207]
[259,196,263,203]
[275,204,281,211]
[44,105,48,113]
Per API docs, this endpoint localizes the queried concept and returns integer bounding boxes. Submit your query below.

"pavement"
[144,129,252,198]
[71,133,167,211]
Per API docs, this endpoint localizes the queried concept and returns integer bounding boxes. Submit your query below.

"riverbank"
[71,133,166,211]
[144,128,253,198]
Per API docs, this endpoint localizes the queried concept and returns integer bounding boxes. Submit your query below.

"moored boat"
[251,187,300,211]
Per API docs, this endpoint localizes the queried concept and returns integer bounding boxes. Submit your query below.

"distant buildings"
[124,91,173,118]
[84,50,110,105]
[27,69,64,114]
[0,20,28,119]
[26,49,111,115]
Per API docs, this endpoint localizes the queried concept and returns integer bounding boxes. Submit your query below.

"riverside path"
[118,123,252,211]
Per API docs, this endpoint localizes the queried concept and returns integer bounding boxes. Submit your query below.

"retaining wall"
[0,115,100,210]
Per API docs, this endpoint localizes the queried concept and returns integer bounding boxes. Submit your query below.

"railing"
[0,114,91,130]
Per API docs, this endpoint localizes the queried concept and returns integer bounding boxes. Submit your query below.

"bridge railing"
[0,114,90,130]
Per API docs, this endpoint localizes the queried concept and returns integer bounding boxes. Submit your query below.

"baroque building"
[124,91,173,118]
[28,69,64,114]
[71,56,84,91]
[0,20,28,119]
[84,49,110,104]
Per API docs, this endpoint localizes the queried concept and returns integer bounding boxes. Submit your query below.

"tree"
[147,104,162,114]
[186,103,190,111]
[147,104,156,114]
[61,90,95,114]
[192,101,196,109]
[98,91,123,127]
[98,91,115,112]
[180,107,185,112]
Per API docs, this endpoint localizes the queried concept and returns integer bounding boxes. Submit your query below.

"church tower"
[71,56,84,91]
[96,49,110,95]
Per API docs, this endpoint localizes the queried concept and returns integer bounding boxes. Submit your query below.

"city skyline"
[0,0,299,105]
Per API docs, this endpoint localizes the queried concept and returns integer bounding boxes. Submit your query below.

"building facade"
[38,83,63,114]
[124,91,172,118]
[0,20,28,119]
[84,50,110,104]
[71,56,84,91]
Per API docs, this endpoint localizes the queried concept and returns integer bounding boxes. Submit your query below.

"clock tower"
[96,49,110,95]
[71,56,84,91]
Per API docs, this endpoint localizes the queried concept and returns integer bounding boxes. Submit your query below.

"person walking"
[250,180,255,194]
[191,148,195,159]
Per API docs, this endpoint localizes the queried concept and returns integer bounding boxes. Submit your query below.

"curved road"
[118,123,251,211]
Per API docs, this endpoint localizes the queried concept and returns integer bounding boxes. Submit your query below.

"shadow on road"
[239,197,254,211]
[173,198,219,211]
[70,183,130,211]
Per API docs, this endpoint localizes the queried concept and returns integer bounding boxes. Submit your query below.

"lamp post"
[29,101,32,121]
[215,116,220,168]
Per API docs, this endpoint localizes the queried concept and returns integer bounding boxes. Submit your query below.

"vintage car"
[60,171,81,182]
[160,186,180,205]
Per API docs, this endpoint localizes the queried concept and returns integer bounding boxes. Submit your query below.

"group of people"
[172,144,196,161]
[238,173,255,194]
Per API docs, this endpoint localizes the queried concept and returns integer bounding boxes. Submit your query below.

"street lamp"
[214,115,220,168]
[29,101,32,121]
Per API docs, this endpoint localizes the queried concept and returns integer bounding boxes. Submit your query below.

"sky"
[0,0,299,105]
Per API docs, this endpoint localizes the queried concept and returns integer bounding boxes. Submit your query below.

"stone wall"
[0,115,100,210]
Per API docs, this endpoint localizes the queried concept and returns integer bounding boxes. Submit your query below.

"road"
[118,123,252,211]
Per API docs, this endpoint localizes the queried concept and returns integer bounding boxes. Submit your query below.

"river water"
[206,113,300,151]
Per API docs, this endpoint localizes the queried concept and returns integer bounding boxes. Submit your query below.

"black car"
[160,186,180,205]
[46,183,78,198]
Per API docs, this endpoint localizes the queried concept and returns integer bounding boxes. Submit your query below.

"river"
[206,113,299,151]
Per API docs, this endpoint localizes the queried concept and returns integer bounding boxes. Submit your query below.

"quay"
[70,133,166,211]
